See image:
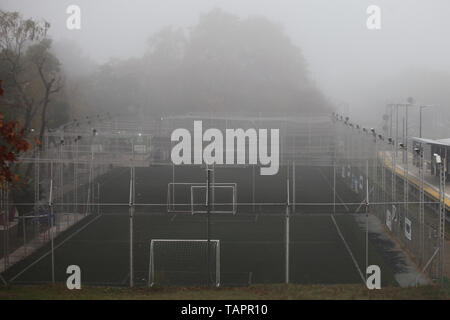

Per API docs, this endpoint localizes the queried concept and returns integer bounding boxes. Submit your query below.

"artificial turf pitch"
[2,165,398,287]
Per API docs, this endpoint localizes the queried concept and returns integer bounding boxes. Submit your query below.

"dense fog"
[1,0,450,137]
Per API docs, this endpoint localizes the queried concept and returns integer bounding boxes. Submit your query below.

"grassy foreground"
[0,284,448,300]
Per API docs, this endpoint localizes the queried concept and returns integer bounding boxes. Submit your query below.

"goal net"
[148,239,220,287]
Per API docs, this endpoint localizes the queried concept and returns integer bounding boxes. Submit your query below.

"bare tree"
[26,38,64,142]
[0,10,63,141]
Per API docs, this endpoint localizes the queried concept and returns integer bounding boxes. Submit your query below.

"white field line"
[330,214,365,284]
[0,274,6,286]
[317,168,350,212]
[8,214,102,282]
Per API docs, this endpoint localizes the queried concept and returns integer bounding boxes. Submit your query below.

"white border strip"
[330,214,365,284]
[8,214,102,282]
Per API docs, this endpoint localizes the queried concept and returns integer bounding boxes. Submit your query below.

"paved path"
[0,212,88,273]
[381,150,449,208]
[381,150,450,278]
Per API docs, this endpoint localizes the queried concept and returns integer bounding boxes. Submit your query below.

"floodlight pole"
[206,168,212,287]
[405,105,409,164]
[293,161,296,214]
[86,151,93,216]
[388,104,394,139]
[74,138,78,217]
[419,105,433,138]
[372,132,378,214]
[420,107,423,138]
[49,162,55,284]
[172,163,175,210]
[252,164,255,213]
[0,166,7,274]
[3,181,9,270]
[285,177,290,284]
[403,142,409,234]
[437,149,446,286]
[391,137,397,230]
[381,141,386,224]
[365,159,369,281]
[418,145,425,265]
[395,105,399,158]
[129,166,135,287]
[212,163,215,212]
[59,141,63,220]
[34,147,40,228]
[97,183,100,215]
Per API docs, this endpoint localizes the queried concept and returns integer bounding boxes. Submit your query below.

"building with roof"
[412,137,449,181]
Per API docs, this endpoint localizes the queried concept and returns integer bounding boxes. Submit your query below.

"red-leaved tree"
[0,79,31,184]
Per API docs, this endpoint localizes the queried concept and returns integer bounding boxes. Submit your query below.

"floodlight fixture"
[434,153,442,165]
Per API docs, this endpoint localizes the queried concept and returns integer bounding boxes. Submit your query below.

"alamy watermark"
[66,5,382,31]
[66,265,81,289]
[171,121,279,175]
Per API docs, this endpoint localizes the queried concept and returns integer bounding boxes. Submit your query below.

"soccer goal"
[167,182,237,215]
[148,239,220,287]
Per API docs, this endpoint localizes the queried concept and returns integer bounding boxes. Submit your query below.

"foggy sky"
[2,0,450,124]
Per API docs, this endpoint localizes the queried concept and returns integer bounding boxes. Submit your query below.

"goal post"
[167,182,237,215]
[148,239,220,287]
[190,184,236,214]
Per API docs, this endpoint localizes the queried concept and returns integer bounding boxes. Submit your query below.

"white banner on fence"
[405,217,412,240]
[392,205,397,222]
[386,210,392,231]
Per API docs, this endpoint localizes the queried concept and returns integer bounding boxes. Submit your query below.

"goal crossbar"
[167,182,237,215]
